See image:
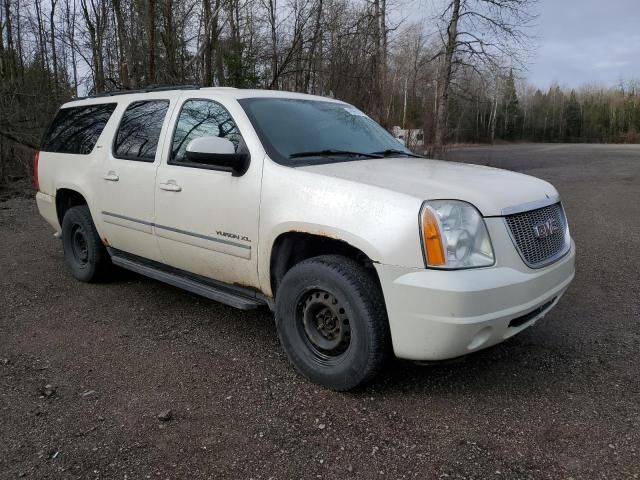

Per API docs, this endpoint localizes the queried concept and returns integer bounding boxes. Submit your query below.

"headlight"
[420,200,494,269]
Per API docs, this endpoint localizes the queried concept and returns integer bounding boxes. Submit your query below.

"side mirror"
[185,136,250,176]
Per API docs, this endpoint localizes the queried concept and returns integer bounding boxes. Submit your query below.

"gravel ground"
[1,143,639,479]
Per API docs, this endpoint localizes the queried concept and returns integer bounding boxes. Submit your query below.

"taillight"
[33,151,40,191]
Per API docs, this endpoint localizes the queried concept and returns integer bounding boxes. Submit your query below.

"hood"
[299,157,558,216]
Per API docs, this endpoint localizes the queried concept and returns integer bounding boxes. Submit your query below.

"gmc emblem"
[533,218,561,239]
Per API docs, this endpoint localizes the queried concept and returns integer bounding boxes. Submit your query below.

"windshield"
[238,98,413,166]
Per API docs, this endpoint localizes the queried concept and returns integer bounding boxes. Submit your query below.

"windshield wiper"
[370,149,423,158]
[289,149,383,159]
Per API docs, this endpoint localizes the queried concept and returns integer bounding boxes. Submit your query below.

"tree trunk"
[64,0,78,95]
[80,0,104,92]
[14,0,23,76]
[213,0,223,85]
[50,0,59,98]
[303,0,322,93]
[3,0,16,77]
[161,0,176,82]
[371,0,382,121]
[380,0,387,123]
[202,0,212,86]
[268,0,278,89]
[433,0,460,154]
[0,1,6,78]
[227,0,242,86]
[34,0,49,73]
[148,0,156,84]
[490,91,498,143]
[112,0,132,87]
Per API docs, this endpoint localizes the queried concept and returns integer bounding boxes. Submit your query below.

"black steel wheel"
[61,205,111,282]
[275,255,390,391]
[70,224,90,266]
[299,289,351,361]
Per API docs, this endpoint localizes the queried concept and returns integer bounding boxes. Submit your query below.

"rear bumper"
[36,191,61,233]
[375,241,576,360]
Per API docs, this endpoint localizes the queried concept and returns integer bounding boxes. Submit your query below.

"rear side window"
[41,103,117,155]
[113,100,169,162]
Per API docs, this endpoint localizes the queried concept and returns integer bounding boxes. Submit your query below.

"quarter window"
[114,100,169,161]
[170,99,243,165]
[41,103,117,155]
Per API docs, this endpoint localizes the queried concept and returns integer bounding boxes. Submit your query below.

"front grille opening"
[505,202,569,268]
[508,298,556,328]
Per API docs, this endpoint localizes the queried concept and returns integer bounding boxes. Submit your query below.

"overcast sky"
[396,0,640,89]
[527,0,640,89]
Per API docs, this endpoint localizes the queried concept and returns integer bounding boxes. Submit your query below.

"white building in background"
[392,126,424,148]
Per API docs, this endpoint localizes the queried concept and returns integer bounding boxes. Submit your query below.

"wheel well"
[56,189,88,226]
[270,232,378,296]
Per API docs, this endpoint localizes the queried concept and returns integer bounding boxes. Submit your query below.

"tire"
[275,255,390,391]
[61,205,111,282]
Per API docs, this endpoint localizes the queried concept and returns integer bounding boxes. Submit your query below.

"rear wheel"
[275,255,389,391]
[61,206,111,282]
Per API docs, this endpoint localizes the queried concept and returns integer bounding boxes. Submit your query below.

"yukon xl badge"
[216,230,251,242]
[533,218,560,239]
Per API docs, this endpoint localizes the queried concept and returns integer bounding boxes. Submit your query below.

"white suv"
[35,86,575,390]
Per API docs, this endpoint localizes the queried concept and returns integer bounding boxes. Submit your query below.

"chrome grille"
[504,202,569,268]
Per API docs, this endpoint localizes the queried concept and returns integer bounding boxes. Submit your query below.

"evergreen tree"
[502,69,521,140]
[564,90,582,141]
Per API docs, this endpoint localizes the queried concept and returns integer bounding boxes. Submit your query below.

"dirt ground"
[1,143,639,479]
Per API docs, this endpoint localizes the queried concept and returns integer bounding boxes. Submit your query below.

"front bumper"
[375,240,575,361]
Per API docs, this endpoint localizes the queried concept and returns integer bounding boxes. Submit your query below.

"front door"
[98,96,175,262]
[153,96,263,289]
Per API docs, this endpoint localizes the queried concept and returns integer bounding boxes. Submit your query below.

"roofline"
[62,86,346,108]
[73,84,206,100]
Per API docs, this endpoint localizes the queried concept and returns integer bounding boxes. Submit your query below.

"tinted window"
[41,103,117,155]
[239,98,409,166]
[170,99,242,165]
[114,100,169,161]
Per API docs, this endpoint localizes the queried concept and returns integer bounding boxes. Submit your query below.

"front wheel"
[275,255,390,391]
[61,205,111,282]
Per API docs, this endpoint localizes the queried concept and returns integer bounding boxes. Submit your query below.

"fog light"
[467,326,493,350]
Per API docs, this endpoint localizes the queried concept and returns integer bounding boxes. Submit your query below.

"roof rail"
[81,84,201,99]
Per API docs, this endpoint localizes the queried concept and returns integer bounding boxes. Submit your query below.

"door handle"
[159,181,182,192]
[103,171,119,182]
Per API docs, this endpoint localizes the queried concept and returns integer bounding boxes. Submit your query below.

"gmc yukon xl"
[35,86,576,390]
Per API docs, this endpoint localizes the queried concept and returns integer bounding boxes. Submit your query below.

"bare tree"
[112,0,132,87]
[431,0,537,153]
[3,0,640,186]
[80,0,108,92]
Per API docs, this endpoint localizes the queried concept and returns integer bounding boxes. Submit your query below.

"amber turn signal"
[421,207,446,266]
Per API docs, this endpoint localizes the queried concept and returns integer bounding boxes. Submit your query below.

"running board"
[109,250,265,310]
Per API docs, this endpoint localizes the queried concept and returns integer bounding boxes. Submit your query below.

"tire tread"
[61,205,111,282]
[275,254,390,391]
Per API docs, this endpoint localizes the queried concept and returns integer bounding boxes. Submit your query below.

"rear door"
[153,95,263,289]
[97,96,176,262]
